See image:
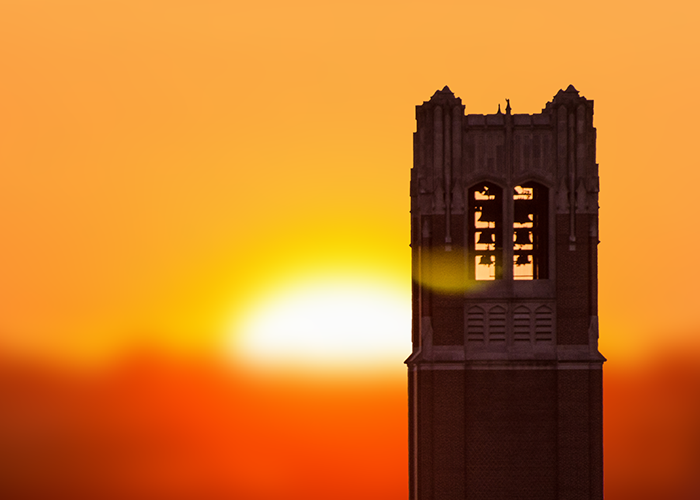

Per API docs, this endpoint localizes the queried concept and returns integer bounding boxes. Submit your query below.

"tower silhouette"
[407,86,604,500]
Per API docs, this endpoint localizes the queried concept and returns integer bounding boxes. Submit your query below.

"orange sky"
[0,0,699,497]
[1,0,699,361]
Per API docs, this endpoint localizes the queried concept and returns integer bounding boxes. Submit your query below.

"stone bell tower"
[406,85,604,500]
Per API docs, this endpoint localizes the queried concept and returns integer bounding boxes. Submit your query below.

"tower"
[407,86,604,500]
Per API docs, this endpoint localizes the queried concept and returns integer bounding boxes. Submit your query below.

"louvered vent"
[488,306,506,342]
[466,306,485,342]
[513,305,532,342]
[534,305,553,343]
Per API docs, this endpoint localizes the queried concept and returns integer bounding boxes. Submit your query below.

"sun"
[229,275,411,372]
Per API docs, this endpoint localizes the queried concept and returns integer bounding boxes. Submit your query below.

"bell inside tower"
[468,183,503,280]
[513,183,548,280]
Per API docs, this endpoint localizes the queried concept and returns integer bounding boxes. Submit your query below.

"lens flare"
[230,276,410,372]
[414,248,482,293]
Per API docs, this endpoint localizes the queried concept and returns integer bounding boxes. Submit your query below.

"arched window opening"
[468,183,503,280]
[513,183,548,279]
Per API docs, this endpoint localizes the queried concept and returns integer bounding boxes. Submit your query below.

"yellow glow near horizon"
[230,275,411,371]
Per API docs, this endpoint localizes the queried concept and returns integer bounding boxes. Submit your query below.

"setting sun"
[231,275,410,371]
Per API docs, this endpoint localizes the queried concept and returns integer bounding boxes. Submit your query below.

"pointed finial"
[505,98,511,114]
[428,86,459,102]
[497,103,502,114]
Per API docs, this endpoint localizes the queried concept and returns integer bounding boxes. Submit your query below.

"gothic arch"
[487,305,506,343]
[513,305,532,342]
[512,181,549,279]
[467,182,504,280]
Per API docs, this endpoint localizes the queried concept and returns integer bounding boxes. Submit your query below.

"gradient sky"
[0,1,699,497]
[2,0,699,364]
